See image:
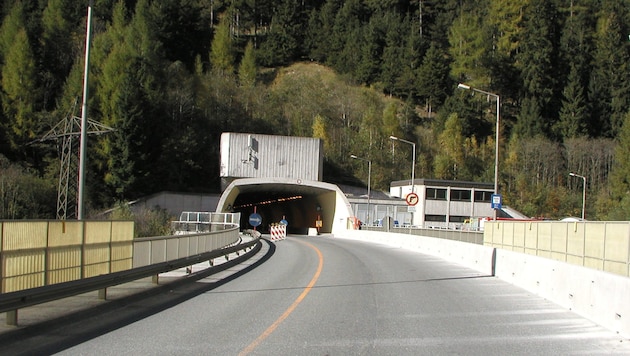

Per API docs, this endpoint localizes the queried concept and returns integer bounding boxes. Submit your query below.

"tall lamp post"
[350,154,371,224]
[569,172,586,220]
[390,136,416,225]
[457,83,500,220]
[78,0,94,220]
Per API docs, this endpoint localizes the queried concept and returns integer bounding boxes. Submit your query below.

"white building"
[389,178,496,229]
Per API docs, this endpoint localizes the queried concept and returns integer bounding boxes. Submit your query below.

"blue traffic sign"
[280,219,288,226]
[249,213,262,227]
[491,194,502,210]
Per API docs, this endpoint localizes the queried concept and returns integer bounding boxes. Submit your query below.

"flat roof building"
[389,178,496,228]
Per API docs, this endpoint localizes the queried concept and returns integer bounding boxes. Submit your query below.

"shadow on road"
[0,239,275,356]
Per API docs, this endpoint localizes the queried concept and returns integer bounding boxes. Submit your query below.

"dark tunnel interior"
[231,191,327,234]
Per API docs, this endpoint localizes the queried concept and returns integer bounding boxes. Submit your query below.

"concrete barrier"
[337,230,495,276]
[336,230,630,338]
[494,248,630,339]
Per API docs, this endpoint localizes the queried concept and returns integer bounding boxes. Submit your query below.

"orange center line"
[238,239,324,355]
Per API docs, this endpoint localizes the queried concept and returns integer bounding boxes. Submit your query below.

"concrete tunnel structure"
[216,177,354,235]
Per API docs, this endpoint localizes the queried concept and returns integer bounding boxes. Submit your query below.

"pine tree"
[557,7,593,139]
[606,112,630,220]
[258,0,305,66]
[210,15,235,75]
[354,17,378,85]
[515,0,561,138]
[557,64,588,139]
[416,42,450,112]
[41,0,82,110]
[587,6,630,138]
[448,7,492,87]
[488,0,526,58]
[0,1,26,59]
[434,113,465,180]
[1,29,38,149]
[238,41,257,88]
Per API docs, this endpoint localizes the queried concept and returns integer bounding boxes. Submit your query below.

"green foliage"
[606,112,630,220]
[448,8,492,86]
[238,41,257,87]
[210,16,235,75]
[108,202,172,237]
[1,29,38,148]
[515,0,561,138]
[2,1,630,221]
[416,42,450,109]
[0,155,56,219]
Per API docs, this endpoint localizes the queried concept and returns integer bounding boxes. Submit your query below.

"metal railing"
[0,234,260,325]
[0,213,255,325]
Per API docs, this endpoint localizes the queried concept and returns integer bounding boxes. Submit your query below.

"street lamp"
[350,154,371,223]
[458,83,500,220]
[569,172,586,220]
[390,136,416,226]
[389,136,416,193]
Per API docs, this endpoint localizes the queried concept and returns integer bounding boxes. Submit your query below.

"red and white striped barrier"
[270,223,287,241]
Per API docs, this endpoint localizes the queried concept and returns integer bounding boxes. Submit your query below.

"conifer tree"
[592,9,630,138]
[448,8,492,87]
[606,112,630,220]
[416,42,450,112]
[515,0,561,138]
[434,113,465,180]
[558,64,588,139]
[210,15,235,75]
[258,0,304,66]
[1,29,38,149]
[41,0,81,110]
[238,41,257,88]
[0,1,26,59]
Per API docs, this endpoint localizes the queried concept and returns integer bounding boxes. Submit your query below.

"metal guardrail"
[0,236,260,325]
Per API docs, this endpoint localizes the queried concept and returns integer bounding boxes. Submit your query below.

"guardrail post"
[152,274,159,284]
[6,310,17,326]
[98,288,107,300]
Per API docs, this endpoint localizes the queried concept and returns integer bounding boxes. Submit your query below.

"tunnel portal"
[216,178,353,235]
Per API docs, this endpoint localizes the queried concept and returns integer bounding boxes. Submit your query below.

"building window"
[450,189,471,201]
[426,188,447,200]
[425,214,446,222]
[474,190,493,202]
[449,215,469,223]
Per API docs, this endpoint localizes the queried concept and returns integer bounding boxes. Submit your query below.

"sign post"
[249,206,262,230]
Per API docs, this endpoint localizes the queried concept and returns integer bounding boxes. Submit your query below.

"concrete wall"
[336,229,630,338]
[130,191,220,217]
[485,221,630,278]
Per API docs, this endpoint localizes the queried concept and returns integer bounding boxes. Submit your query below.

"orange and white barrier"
[270,223,287,241]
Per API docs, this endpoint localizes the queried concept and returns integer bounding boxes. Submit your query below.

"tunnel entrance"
[216,178,353,235]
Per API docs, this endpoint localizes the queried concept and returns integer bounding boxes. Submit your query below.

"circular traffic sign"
[248,213,262,227]
[406,192,419,206]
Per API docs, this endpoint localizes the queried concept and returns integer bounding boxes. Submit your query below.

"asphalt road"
[2,235,629,355]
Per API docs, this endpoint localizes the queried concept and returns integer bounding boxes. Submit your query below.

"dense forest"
[1,0,630,222]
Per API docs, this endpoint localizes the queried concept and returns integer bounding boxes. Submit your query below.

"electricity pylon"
[37,101,113,220]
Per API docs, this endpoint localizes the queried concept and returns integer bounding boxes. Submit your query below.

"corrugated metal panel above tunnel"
[220,133,323,185]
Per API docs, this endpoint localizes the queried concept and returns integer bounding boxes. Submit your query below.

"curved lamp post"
[350,154,371,223]
[390,136,416,226]
[458,83,500,220]
[569,172,586,220]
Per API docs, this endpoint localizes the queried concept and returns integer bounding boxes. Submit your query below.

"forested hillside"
[1,0,630,221]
